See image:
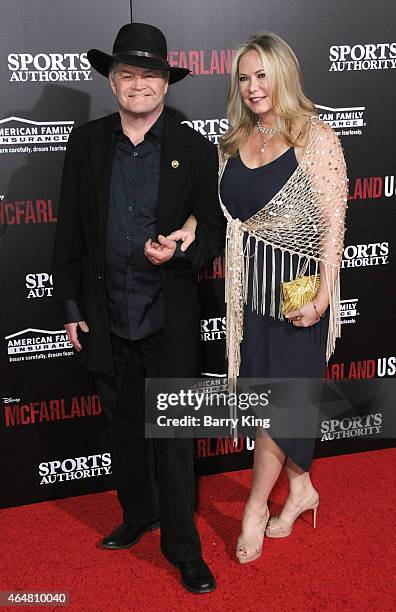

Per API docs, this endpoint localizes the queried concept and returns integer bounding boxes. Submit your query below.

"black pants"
[95,330,201,562]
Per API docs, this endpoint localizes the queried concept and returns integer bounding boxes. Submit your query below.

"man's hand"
[65,320,90,351]
[144,235,177,265]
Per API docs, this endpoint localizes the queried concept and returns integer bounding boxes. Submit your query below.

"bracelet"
[313,303,325,318]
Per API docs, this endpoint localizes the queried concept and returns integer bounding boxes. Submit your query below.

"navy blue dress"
[220,148,328,471]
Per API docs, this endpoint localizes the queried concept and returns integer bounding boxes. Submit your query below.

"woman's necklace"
[256,119,280,153]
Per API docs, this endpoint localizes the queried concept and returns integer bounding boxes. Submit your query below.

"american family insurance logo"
[0,117,73,154]
[316,104,366,136]
[5,328,73,363]
[340,298,359,326]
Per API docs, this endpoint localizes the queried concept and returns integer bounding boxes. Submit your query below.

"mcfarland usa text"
[3,395,102,427]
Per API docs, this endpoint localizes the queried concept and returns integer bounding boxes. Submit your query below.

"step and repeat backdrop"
[1,0,395,507]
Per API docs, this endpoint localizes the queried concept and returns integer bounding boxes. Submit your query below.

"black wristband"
[313,303,325,318]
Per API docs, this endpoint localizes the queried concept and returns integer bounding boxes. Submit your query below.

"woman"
[218,33,347,563]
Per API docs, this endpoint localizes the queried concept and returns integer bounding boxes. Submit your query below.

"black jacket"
[52,109,225,376]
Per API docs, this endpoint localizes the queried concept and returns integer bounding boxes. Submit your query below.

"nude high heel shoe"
[265,492,319,538]
[236,505,270,564]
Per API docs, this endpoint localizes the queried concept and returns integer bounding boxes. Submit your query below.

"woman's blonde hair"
[220,32,317,156]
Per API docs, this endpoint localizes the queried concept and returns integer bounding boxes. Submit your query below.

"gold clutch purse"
[281,274,320,315]
[280,258,320,315]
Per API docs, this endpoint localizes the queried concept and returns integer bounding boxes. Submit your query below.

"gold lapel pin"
[171,160,180,169]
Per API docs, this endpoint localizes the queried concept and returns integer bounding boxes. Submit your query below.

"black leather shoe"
[174,557,216,594]
[101,521,160,550]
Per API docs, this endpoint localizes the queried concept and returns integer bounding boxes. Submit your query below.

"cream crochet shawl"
[218,118,348,386]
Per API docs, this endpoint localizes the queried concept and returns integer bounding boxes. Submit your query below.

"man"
[52,23,224,594]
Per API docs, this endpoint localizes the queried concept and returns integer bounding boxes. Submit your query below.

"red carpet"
[1,449,395,611]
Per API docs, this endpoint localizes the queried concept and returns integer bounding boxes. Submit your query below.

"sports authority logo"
[341,242,389,268]
[325,356,396,380]
[320,413,382,441]
[3,394,101,427]
[329,43,396,71]
[182,118,229,145]
[348,176,396,201]
[168,49,235,74]
[201,317,226,341]
[0,117,73,155]
[340,298,359,325]
[5,329,73,363]
[316,104,366,136]
[26,273,53,299]
[8,52,92,82]
[38,452,112,486]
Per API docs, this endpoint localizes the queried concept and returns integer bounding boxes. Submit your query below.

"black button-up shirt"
[104,113,165,340]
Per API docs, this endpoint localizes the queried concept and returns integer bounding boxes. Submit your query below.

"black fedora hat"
[87,22,190,85]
